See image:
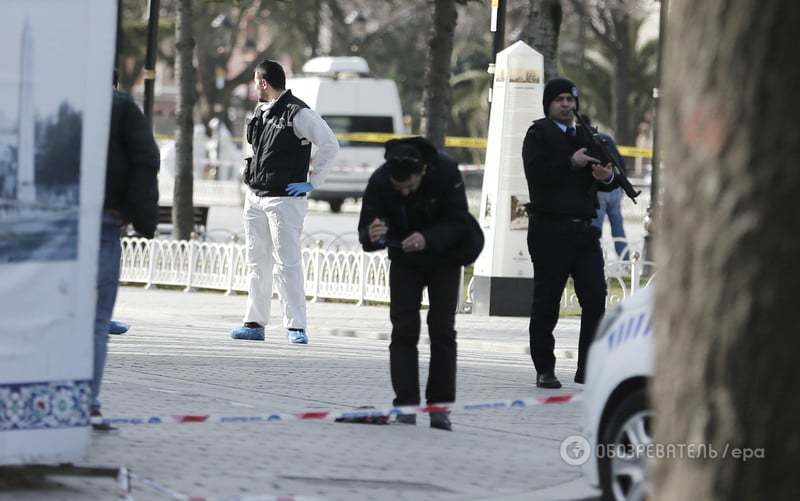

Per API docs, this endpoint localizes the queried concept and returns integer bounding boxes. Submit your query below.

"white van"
[287,57,405,212]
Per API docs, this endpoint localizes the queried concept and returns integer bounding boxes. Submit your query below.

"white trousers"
[243,192,307,329]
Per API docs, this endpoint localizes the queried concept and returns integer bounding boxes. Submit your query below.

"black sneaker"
[90,409,116,431]
[395,414,417,425]
[429,412,452,431]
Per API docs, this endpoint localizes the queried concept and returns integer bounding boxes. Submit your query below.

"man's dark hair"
[255,59,286,90]
[388,157,424,182]
[386,144,425,181]
[113,68,119,88]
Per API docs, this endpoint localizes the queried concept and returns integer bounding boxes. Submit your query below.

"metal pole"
[488,0,507,107]
[114,0,123,70]
[643,0,667,264]
[491,0,506,63]
[143,0,161,127]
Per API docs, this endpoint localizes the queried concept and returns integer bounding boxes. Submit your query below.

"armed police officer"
[230,59,339,344]
[522,78,617,388]
[358,136,482,431]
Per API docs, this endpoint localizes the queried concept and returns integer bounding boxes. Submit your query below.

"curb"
[322,328,579,360]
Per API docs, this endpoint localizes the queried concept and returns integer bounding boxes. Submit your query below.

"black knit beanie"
[542,77,580,115]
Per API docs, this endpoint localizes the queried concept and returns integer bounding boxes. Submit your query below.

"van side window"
[322,115,394,148]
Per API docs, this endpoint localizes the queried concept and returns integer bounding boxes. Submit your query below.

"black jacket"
[105,91,160,237]
[358,137,473,267]
[522,118,618,219]
[244,90,312,196]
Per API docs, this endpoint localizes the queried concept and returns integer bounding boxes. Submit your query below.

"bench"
[157,205,209,238]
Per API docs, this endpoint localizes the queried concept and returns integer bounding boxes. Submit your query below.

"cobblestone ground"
[1,287,599,501]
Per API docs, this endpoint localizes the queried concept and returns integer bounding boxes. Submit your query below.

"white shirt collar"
[259,90,289,115]
[552,119,575,133]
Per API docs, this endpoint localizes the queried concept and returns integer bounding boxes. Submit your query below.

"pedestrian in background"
[522,77,617,388]
[229,59,339,344]
[92,70,160,429]
[584,115,630,261]
[358,136,482,431]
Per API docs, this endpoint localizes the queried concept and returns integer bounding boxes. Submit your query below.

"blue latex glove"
[286,182,314,197]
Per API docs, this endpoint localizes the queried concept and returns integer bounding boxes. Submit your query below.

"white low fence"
[120,236,654,311]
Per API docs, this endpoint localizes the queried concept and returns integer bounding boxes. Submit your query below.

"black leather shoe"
[429,412,452,431]
[90,409,116,431]
[396,414,416,425]
[536,372,562,389]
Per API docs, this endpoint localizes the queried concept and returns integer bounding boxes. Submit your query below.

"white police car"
[582,286,654,501]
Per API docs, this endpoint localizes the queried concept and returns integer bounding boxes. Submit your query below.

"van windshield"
[322,115,394,148]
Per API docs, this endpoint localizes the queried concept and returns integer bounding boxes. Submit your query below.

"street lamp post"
[143,0,160,127]
[115,0,123,69]
[488,0,507,108]
[643,0,668,266]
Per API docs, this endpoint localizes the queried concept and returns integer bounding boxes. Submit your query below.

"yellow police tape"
[335,133,651,157]
[156,132,653,158]
[616,146,653,159]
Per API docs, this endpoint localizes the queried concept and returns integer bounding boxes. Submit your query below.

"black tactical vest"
[244,90,312,196]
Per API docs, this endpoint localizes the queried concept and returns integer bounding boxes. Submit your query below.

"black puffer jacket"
[105,91,160,237]
[358,137,477,267]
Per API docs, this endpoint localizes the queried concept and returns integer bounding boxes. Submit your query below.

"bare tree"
[173,0,194,240]
[419,0,459,149]
[568,0,652,146]
[520,0,563,82]
[652,0,800,499]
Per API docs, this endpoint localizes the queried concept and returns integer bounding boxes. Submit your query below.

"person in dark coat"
[522,77,617,388]
[92,70,160,430]
[358,136,476,431]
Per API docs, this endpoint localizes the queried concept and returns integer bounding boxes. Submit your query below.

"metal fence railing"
[120,236,654,313]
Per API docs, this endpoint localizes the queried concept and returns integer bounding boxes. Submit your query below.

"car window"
[322,115,394,148]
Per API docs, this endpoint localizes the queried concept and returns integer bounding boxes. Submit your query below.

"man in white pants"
[230,59,339,344]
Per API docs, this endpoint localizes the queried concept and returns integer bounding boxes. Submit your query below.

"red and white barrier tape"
[96,394,581,427]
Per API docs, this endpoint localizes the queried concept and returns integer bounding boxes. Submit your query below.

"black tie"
[566,126,576,137]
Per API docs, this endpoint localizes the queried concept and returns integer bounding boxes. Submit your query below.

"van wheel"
[328,199,344,213]
[599,388,653,501]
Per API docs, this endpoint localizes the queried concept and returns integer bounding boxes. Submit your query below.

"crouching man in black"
[522,78,617,388]
[358,136,480,431]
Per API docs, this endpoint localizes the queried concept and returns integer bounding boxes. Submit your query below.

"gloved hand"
[286,182,314,197]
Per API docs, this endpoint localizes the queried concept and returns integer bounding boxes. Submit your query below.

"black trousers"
[389,260,460,406]
[527,215,607,378]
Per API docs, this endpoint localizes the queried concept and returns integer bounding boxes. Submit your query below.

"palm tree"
[449,69,490,163]
[562,0,658,146]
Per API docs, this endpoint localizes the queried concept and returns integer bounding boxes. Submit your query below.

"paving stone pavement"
[1,287,600,501]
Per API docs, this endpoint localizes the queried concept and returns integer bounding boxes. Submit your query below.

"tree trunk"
[419,0,458,149]
[522,0,563,82]
[653,1,800,499]
[611,12,634,146]
[173,0,195,240]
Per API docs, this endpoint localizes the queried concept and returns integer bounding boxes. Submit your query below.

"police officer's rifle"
[573,112,642,204]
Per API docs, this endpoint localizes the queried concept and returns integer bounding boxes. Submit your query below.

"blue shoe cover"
[231,325,265,341]
[287,329,308,344]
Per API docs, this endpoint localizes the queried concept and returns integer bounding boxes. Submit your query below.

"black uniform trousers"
[527,214,607,380]
[389,259,460,406]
